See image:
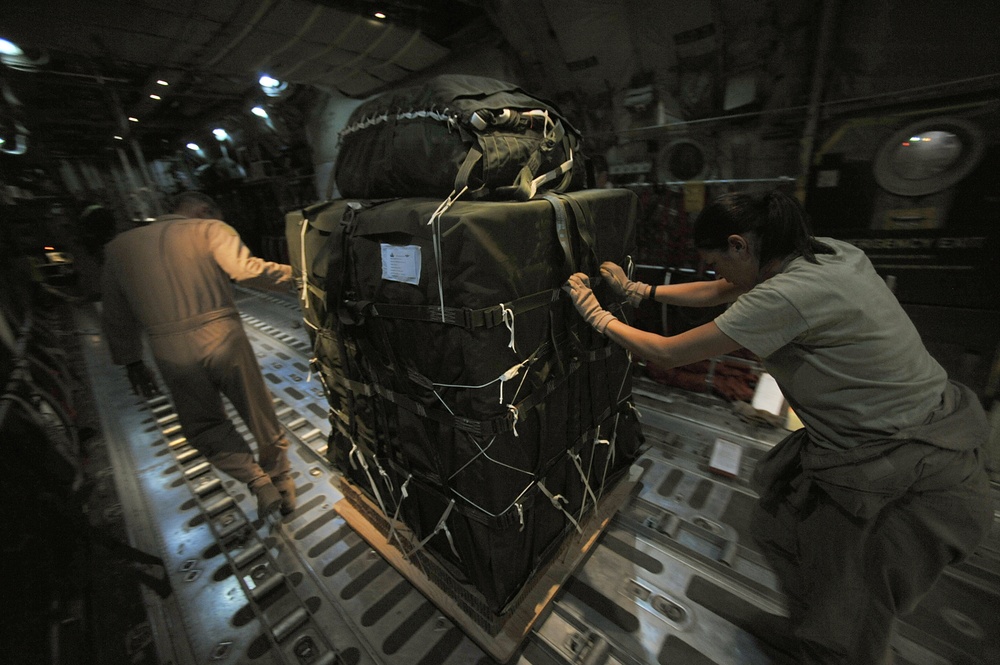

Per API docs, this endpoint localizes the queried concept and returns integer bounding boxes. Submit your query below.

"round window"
[658,140,707,182]
[873,117,983,196]
[890,130,963,180]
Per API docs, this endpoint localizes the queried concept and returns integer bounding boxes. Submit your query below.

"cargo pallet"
[335,465,643,663]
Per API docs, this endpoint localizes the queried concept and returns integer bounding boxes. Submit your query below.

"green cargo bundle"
[286,189,644,614]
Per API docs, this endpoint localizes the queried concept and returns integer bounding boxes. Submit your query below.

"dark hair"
[693,190,832,265]
[171,191,222,219]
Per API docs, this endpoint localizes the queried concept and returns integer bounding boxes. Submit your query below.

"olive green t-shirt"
[715,238,947,450]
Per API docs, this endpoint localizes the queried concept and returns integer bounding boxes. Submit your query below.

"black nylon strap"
[329,353,584,437]
[558,193,600,276]
[361,288,559,329]
[552,134,577,192]
[511,140,548,201]
[543,193,575,275]
[304,199,339,223]
[512,130,577,201]
[454,144,485,195]
[582,343,618,363]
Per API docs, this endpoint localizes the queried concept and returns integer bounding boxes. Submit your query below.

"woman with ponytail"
[564,188,991,664]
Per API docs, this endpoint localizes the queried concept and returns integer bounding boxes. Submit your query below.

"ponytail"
[761,191,833,264]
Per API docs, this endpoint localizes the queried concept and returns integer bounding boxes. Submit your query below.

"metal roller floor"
[73,287,1000,665]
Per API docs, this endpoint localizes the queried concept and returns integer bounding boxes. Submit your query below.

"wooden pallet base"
[334,465,642,663]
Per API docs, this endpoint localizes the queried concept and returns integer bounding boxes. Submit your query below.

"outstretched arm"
[654,279,744,307]
[600,261,742,307]
[209,221,293,291]
[604,318,741,369]
[565,271,742,369]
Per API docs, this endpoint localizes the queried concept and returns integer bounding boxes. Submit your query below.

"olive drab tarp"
[334,74,586,202]
[289,189,644,613]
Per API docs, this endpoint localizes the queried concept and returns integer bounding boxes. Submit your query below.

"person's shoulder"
[202,218,240,236]
[761,250,839,303]
[780,238,855,274]
[814,237,864,260]
[172,216,235,233]
[103,226,146,266]
[107,224,144,245]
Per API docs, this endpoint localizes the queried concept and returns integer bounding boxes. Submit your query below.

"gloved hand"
[126,361,160,399]
[563,273,616,334]
[600,261,650,307]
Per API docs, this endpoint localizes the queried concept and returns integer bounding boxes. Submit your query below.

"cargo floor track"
[73,287,1000,665]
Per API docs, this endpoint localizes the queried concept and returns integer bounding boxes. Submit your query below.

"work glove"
[563,273,616,334]
[599,261,650,307]
[126,361,160,399]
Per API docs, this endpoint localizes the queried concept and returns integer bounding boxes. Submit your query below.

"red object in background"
[644,353,759,403]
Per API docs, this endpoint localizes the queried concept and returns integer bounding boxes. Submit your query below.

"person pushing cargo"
[564,189,992,664]
[101,191,297,519]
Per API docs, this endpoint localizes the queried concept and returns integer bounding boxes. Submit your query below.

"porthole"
[658,140,707,182]
[872,117,984,196]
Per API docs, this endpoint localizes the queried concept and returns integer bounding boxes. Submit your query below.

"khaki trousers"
[151,316,290,487]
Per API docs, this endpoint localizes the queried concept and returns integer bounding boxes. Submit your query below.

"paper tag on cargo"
[380,244,421,285]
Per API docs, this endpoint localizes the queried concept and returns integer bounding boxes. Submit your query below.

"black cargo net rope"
[292,218,636,565]
[334,288,636,566]
[295,192,634,592]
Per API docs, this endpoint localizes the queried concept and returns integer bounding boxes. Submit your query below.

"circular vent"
[873,117,984,196]
[658,140,706,182]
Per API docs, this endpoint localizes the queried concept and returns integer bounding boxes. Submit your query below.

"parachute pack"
[334,74,585,202]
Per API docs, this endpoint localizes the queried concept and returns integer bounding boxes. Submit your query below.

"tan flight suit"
[101,214,294,489]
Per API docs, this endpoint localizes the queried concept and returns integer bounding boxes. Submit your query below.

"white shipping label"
[380,244,421,285]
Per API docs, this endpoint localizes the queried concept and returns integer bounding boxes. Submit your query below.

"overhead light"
[113,135,123,140]
[149,94,161,100]
[251,106,269,119]
[186,142,201,151]
[128,116,139,122]
[259,74,287,98]
[0,38,43,73]
[156,79,169,86]
[374,12,387,19]
[0,38,23,56]
[212,128,229,141]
